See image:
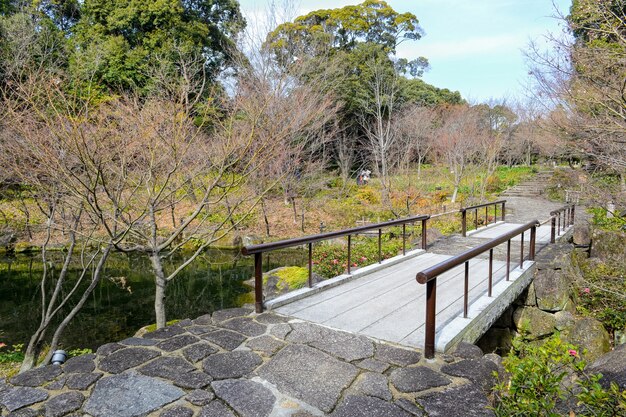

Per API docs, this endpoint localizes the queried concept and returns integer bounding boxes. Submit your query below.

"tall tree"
[70,0,245,92]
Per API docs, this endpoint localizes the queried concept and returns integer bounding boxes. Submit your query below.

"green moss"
[272,266,309,290]
[143,319,181,333]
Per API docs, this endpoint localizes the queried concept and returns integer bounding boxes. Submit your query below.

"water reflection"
[0,248,305,350]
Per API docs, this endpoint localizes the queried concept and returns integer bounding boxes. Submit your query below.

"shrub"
[492,333,626,416]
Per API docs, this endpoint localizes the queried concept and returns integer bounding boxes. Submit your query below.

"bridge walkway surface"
[272,197,572,354]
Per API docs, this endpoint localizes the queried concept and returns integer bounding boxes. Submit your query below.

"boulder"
[588,343,626,390]
[573,222,591,246]
[534,242,573,270]
[590,229,626,263]
[554,311,576,332]
[477,328,513,355]
[516,282,537,307]
[566,318,610,362]
[233,235,262,248]
[512,306,556,339]
[533,270,571,312]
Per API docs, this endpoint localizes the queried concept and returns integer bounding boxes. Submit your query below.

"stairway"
[501,170,554,197]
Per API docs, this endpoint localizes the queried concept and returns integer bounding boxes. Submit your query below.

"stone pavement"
[0,308,499,417]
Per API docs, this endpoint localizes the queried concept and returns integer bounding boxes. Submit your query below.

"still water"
[0,248,305,350]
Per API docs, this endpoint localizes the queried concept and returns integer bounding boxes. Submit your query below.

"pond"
[0,248,306,351]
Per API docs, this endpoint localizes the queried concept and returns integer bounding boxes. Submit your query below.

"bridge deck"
[275,246,529,350]
[271,221,573,352]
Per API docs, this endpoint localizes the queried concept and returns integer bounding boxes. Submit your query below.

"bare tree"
[360,59,401,207]
[433,105,485,203]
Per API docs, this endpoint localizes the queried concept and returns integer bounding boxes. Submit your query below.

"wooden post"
[464,262,469,318]
[530,226,536,260]
[425,278,437,359]
[308,243,312,287]
[254,253,263,313]
[421,218,428,250]
[461,210,467,237]
[551,217,556,243]
[488,249,493,297]
[347,235,352,274]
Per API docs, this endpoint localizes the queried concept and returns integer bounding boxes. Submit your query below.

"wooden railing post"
[402,224,406,256]
[551,217,556,243]
[378,229,382,263]
[421,218,428,250]
[502,201,506,221]
[571,205,575,225]
[488,249,493,297]
[463,262,469,318]
[461,210,467,237]
[506,240,511,281]
[347,235,352,274]
[425,278,437,359]
[520,231,525,269]
[254,253,263,313]
[530,226,536,260]
[308,243,313,287]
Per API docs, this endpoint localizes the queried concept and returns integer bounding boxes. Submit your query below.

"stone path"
[0,308,499,417]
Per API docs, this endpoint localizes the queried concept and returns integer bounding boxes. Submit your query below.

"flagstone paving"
[0,308,497,417]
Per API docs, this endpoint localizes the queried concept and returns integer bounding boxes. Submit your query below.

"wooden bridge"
[242,202,575,358]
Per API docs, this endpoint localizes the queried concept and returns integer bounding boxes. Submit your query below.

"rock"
[476,328,513,355]
[83,373,184,417]
[254,313,290,324]
[139,356,212,389]
[534,270,570,312]
[156,335,200,352]
[199,401,236,417]
[516,283,536,307]
[119,337,158,346]
[221,317,267,337]
[212,379,276,417]
[351,372,392,401]
[512,306,556,339]
[0,233,16,247]
[161,406,194,417]
[143,325,186,340]
[43,392,84,417]
[566,318,611,362]
[212,307,253,323]
[355,358,389,373]
[98,347,160,374]
[394,398,427,416]
[440,358,499,391]
[269,324,291,340]
[6,408,39,417]
[417,383,494,417]
[233,235,262,248]
[331,395,412,417]
[390,366,451,393]
[194,314,213,326]
[482,353,505,378]
[590,229,626,262]
[186,389,215,406]
[453,342,483,359]
[186,325,217,335]
[534,242,573,270]
[62,354,96,373]
[573,222,591,246]
[9,366,62,387]
[554,311,576,331]
[257,344,358,413]
[374,343,421,366]
[493,306,513,328]
[201,330,247,351]
[287,322,374,362]
[182,343,218,363]
[0,386,48,412]
[96,342,124,356]
[588,343,626,389]
[65,373,102,390]
[202,351,262,380]
[245,336,285,355]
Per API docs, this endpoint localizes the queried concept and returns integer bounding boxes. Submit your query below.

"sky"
[237,0,572,103]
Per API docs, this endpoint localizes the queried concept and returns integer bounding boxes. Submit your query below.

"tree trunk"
[451,186,459,204]
[151,253,168,329]
[20,331,45,372]
[261,199,270,237]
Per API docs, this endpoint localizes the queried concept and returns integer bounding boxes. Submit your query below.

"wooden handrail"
[460,200,506,237]
[416,219,539,359]
[242,214,431,313]
[549,204,575,243]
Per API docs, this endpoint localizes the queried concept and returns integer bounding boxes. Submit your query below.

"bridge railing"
[242,214,430,313]
[415,219,539,359]
[549,204,575,243]
[460,200,506,237]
